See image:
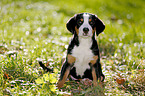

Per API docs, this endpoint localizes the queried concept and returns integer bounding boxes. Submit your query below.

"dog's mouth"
[83,33,88,36]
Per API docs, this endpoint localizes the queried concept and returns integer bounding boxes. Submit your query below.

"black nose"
[83,27,89,33]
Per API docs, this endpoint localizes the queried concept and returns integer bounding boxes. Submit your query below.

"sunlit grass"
[0,0,145,95]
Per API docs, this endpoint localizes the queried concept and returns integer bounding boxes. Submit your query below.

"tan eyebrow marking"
[80,18,83,21]
[89,19,92,22]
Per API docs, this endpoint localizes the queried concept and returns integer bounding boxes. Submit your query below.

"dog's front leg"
[90,56,105,87]
[57,64,70,89]
[90,56,104,87]
[57,54,76,89]
[90,56,99,86]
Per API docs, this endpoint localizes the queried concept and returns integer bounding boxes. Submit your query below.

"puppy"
[58,13,105,89]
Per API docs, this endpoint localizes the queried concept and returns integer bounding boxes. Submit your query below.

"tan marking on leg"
[67,54,76,64]
[92,67,98,86]
[68,75,71,79]
[91,56,104,88]
[90,56,98,65]
[57,69,70,89]
[92,68,104,88]
[75,26,79,35]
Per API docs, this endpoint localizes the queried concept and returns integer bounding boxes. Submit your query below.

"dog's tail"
[38,61,53,72]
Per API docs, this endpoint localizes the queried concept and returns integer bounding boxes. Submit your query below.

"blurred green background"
[0,0,145,95]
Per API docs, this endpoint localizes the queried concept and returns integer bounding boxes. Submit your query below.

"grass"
[0,0,145,95]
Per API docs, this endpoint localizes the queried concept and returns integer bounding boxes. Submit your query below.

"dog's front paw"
[93,81,98,86]
[93,81,104,88]
[57,80,65,89]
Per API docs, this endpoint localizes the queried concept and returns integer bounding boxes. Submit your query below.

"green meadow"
[0,0,145,95]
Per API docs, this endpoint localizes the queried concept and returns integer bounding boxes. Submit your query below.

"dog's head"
[66,13,105,37]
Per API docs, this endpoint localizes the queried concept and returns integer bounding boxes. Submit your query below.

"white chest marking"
[71,38,94,77]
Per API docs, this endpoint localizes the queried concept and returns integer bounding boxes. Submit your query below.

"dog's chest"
[71,38,94,77]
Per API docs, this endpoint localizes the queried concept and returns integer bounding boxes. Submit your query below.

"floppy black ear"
[94,15,105,36]
[66,15,76,34]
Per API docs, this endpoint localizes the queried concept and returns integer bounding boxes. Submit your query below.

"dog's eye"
[77,20,83,25]
[89,21,95,25]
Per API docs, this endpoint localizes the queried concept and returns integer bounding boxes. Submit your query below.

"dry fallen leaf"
[46,61,50,66]
[4,72,12,80]
[116,78,125,85]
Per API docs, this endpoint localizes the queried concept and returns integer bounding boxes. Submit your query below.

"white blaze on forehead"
[83,13,90,23]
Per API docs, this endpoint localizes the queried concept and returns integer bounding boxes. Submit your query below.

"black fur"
[66,16,76,34]
[94,16,105,36]
[38,61,53,72]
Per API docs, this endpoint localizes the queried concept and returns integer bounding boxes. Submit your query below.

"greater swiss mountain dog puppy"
[57,13,105,89]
